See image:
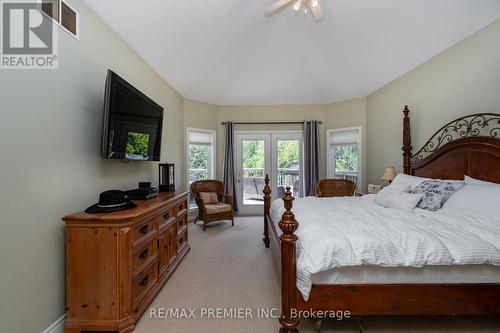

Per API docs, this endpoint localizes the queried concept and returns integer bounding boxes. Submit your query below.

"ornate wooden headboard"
[402,106,500,183]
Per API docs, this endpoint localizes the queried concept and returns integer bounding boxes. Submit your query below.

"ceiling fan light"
[310,0,319,8]
[293,1,302,11]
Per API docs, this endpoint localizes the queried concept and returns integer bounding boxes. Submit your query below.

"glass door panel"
[236,132,302,215]
[276,139,301,198]
[236,133,270,215]
[272,133,302,199]
[242,139,266,206]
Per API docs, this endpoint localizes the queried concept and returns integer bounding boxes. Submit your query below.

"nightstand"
[368,184,383,194]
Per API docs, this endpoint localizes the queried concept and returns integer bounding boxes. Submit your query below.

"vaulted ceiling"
[84,0,500,105]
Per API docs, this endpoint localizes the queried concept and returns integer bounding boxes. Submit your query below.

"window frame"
[186,127,216,189]
[326,126,363,191]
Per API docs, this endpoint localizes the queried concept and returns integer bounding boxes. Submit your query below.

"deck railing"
[189,168,357,188]
[242,168,299,187]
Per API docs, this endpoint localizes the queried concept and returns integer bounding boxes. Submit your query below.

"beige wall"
[366,18,500,186]
[324,98,367,190]
[182,99,218,186]
[0,1,183,332]
[183,99,219,131]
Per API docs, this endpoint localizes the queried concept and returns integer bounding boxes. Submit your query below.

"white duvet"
[270,195,500,300]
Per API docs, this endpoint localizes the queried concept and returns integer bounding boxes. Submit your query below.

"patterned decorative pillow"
[199,192,219,204]
[411,180,464,211]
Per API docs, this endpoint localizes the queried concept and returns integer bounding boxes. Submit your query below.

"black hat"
[85,190,137,214]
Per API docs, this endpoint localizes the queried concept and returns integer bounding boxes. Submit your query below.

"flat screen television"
[101,70,163,161]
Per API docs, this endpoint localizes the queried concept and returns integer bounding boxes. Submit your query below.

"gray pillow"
[411,180,464,211]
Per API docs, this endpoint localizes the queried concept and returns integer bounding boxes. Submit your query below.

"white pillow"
[386,183,411,193]
[388,174,431,191]
[374,188,424,212]
[464,176,500,187]
[442,184,500,221]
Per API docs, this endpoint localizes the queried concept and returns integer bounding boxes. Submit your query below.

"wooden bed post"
[402,105,413,175]
[278,187,299,332]
[263,174,271,248]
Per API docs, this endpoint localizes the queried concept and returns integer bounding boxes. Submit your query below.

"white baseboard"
[41,314,66,333]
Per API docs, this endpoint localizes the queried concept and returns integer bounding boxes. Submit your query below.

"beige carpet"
[134,216,500,333]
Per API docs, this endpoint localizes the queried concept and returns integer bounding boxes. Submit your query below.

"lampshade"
[381,167,397,182]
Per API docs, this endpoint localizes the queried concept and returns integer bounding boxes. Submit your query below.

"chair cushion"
[205,203,232,214]
[199,192,219,204]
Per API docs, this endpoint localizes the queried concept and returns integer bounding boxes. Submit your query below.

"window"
[187,129,216,208]
[327,127,362,191]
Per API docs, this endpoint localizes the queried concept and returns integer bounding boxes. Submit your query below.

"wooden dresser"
[62,191,190,333]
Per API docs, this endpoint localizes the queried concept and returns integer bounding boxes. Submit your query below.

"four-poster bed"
[262,106,500,332]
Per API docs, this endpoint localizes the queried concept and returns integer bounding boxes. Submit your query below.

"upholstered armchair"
[190,180,234,231]
[317,179,356,197]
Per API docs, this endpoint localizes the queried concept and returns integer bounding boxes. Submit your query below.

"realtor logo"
[1,1,58,69]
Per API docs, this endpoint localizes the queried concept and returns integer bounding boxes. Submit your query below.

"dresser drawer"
[176,200,188,218]
[159,206,176,228]
[132,218,156,248]
[177,228,188,252]
[133,240,157,274]
[176,214,188,231]
[132,262,158,304]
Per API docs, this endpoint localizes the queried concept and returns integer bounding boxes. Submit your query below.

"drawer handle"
[179,237,184,244]
[139,225,149,234]
[164,212,170,220]
[139,248,149,259]
[140,275,149,286]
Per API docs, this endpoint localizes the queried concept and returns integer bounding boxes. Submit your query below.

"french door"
[235,132,302,215]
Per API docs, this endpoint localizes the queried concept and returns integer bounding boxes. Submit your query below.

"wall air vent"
[42,0,79,39]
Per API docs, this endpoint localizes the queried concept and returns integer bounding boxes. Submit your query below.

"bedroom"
[0,0,500,333]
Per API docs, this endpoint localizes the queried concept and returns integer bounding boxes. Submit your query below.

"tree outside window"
[188,144,209,182]
[334,145,358,173]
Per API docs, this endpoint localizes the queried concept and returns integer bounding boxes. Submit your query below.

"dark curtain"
[222,122,238,212]
[303,121,320,196]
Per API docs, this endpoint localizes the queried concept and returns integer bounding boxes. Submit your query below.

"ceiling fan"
[266,0,325,21]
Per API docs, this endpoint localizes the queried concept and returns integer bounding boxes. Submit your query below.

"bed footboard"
[263,177,300,332]
[263,175,271,248]
[278,187,300,332]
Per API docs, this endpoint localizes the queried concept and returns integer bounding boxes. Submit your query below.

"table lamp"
[381,166,397,184]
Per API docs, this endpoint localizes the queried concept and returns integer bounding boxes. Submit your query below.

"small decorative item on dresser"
[159,163,175,192]
[381,166,397,184]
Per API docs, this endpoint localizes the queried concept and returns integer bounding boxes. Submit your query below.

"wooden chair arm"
[223,195,234,208]
[223,195,234,206]
[194,197,207,215]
